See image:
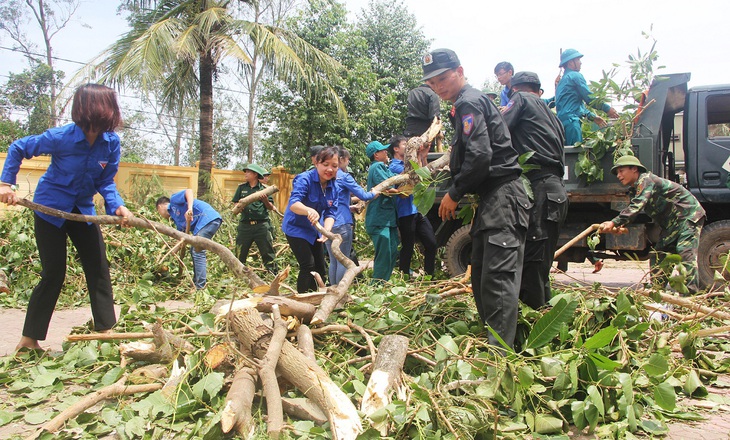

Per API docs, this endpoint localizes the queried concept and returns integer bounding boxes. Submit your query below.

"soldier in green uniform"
[232,163,278,274]
[599,156,706,293]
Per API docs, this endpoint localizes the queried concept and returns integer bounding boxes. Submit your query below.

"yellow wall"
[0,153,295,213]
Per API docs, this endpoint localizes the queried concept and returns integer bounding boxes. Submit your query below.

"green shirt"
[232,181,272,222]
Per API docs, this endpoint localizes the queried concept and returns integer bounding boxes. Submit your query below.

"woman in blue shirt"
[0,84,132,352]
[325,147,380,285]
[282,146,340,292]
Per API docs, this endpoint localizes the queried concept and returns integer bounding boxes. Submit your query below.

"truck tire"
[697,220,730,289]
[444,225,472,276]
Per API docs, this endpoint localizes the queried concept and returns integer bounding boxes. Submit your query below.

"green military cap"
[244,163,267,178]
[611,155,647,175]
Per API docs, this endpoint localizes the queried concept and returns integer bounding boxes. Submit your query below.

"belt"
[243,219,267,225]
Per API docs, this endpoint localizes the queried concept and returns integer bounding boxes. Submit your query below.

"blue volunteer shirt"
[1,123,125,227]
[334,169,374,227]
[388,158,418,218]
[282,168,338,244]
[167,190,222,235]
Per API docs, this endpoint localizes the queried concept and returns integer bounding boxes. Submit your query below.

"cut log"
[212,296,316,323]
[232,185,279,215]
[282,397,328,425]
[220,367,257,437]
[150,320,195,353]
[297,324,316,361]
[119,341,174,364]
[361,335,409,431]
[258,305,287,439]
[268,266,291,296]
[204,343,236,370]
[229,308,362,440]
[0,269,10,293]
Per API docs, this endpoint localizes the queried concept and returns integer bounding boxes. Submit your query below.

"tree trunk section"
[198,47,214,197]
[220,367,257,437]
[229,308,362,440]
[361,334,409,426]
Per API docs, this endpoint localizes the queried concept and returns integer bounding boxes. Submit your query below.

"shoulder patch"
[462,114,474,136]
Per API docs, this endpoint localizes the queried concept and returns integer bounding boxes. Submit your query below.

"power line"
[0,45,88,66]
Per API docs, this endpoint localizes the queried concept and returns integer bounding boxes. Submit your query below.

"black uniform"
[404,84,441,137]
[447,84,530,348]
[502,91,568,309]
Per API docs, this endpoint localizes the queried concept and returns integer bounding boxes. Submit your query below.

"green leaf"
[434,335,458,362]
[525,412,564,434]
[518,366,534,388]
[0,411,20,426]
[654,381,676,411]
[587,385,605,416]
[32,372,60,388]
[583,326,618,350]
[101,367,124,386]
[24,410,52,425]
[415,187,436,215]
[643,353,669,377]
[415,166,431,181]
[192,372,224,402]
[587,352,621,371]
[525,298,579,349]
[683,370,707,397]
[571,400,587,430]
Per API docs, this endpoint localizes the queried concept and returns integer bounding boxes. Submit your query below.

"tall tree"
[89,0,343,196]
[258,0,430,176]
[1,63,63,134]
[0,0,80,127]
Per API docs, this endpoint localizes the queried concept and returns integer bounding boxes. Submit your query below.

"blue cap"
[560,49,583,67]
[366,141,390,159]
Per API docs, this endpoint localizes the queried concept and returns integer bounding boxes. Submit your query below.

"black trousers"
[397,213,437,275]
[285,234,326,293]
[24,213,117,340]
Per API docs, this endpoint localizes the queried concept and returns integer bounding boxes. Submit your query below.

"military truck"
[428,73,730,288]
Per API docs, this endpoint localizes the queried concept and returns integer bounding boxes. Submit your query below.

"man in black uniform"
[423,48,530,349]
[501,71,568,309]
[404,83,441,137]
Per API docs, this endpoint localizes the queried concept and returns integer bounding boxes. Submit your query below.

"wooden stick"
[66,331,228,342]
[14,198,265,288]
[554,223,628,259]
[259,305,287,439]
[232,185,279,215]
[31,377,162,437]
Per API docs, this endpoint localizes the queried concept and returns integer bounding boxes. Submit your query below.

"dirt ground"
[0,262,728,438]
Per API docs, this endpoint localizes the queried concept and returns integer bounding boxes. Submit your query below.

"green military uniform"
[611,171,706,292]
[232,181,278,273]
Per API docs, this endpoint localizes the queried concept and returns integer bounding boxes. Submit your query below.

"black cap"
[422,49,460,81]
[310,145,324,157]
[511,71,541,88]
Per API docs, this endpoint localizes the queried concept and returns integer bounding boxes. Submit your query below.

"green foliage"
[258,0,430,176]
[0,63,64,134]
[574,31,661,183]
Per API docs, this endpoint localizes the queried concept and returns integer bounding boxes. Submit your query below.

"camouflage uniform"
[611,172,706,292]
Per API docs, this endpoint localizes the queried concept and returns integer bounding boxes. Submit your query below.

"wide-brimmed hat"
[559,48,583,67]
[611,155,647,175]
[243,163,267,178]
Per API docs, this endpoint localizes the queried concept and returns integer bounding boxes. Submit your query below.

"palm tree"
[89,0,344,196]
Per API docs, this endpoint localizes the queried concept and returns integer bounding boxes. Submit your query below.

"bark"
[211,296,316,323]
[150,320,195,354]
[15,199,265,288]
[0,269,9,293]
[361,335,410,429]
[66,331,227,343]
[258,305,288,439]
[220,367,257,437]
[268,266,291,296]
[198,46,214,197]
[119,341,173,365]
[232,185,279,215]
[30,377,162,437]
[297,324,316,361]
[229,308,362,440]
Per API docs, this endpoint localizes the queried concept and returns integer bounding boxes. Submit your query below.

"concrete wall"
[0,153,295,213]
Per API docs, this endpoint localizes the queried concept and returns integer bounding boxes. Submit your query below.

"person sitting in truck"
[423,48,530,350]
[555,49,619,145]
[598,155,706,294]
[501,71,568,309]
